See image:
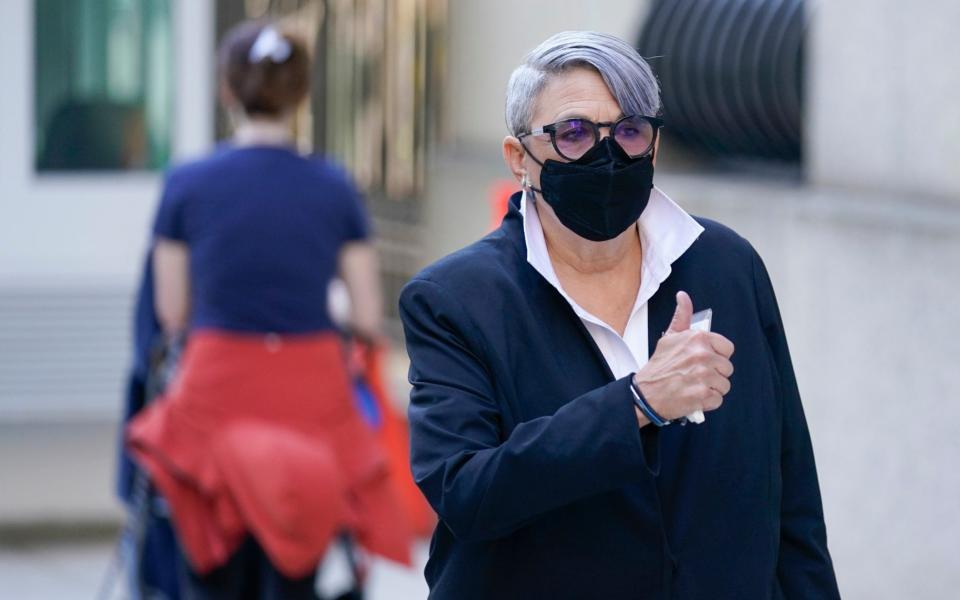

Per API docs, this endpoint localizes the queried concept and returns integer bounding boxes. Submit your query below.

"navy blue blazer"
[400,192,839,599]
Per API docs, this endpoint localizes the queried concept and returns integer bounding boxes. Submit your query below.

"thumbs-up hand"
[632,291,735,425]
[666,290,694,335]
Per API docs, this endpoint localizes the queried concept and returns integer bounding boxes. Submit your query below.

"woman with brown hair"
[126,21,410,599]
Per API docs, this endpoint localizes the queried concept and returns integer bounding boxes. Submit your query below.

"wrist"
[629,376,671,427]
[634,406,651,428]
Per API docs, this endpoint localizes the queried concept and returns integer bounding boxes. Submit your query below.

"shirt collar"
[520,186,704,329]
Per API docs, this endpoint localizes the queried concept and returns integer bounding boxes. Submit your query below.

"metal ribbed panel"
[0,287,131,420]
[638,0,807,160]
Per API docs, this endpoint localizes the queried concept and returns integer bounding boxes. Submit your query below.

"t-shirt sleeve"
[339,174,372,243]
[152,170,188,242]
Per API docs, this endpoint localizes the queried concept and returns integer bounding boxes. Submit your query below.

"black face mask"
[527,137,655,242]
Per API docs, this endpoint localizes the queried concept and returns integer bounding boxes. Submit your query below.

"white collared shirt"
[520,187,704,379]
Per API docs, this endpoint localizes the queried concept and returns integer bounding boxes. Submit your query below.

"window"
[34,0,173,171]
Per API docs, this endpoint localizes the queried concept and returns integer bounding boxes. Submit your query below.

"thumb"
[666,290,693,334]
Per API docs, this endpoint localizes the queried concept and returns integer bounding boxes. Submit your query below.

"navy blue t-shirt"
[152,145,370,334]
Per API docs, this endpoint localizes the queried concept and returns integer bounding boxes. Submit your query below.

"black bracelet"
[629,377,671,427]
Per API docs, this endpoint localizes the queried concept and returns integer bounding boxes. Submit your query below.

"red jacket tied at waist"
[126,330,412,577]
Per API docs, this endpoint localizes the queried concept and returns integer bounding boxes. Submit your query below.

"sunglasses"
[519,114,664,161]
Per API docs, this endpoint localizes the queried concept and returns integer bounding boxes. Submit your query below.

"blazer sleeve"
[400,277,655,543]
[751,251,841,599]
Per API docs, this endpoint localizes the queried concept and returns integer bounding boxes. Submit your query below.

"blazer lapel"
[501,195,616,385]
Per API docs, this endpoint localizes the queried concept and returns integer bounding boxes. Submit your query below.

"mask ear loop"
[518,139,546,200]
[518,138,546,169]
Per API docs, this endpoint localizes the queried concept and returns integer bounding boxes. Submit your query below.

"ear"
[502,136,527,185]
[652,136,661,167]
[218,79,239,112]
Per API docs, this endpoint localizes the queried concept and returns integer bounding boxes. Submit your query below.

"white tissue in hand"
[686,309,713,424]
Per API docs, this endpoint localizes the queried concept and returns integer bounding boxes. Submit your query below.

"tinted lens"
[553,119,596,159]
[613,116,655,157]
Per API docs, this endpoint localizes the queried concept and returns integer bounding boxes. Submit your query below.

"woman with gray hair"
[400,31,839,598]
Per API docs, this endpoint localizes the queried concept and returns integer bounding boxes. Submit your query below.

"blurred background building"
[1,0,958,598]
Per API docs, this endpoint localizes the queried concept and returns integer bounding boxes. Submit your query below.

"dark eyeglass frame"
[518,114,664,161]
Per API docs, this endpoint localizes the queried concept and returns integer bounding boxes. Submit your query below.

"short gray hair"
[505,31,661,137]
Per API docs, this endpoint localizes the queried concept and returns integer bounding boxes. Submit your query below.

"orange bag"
[352,341,436,538]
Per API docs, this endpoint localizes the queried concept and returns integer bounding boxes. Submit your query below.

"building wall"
[0,0,215,420]
[0,0,215,522]
[1,0,215,284]
[807,0,960,199]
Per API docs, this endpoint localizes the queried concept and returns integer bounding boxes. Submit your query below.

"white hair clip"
[248,26,292,64]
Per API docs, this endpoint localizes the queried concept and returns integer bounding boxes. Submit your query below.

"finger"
[703,390,724,411]
[666,290,693,334]
[706,332,735,358]
[708,355,734,378]
[713,375,732,396]
[704,369,731,395]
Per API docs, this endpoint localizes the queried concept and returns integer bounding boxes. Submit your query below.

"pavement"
[0,539,113,599]
[0,537,430,599]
